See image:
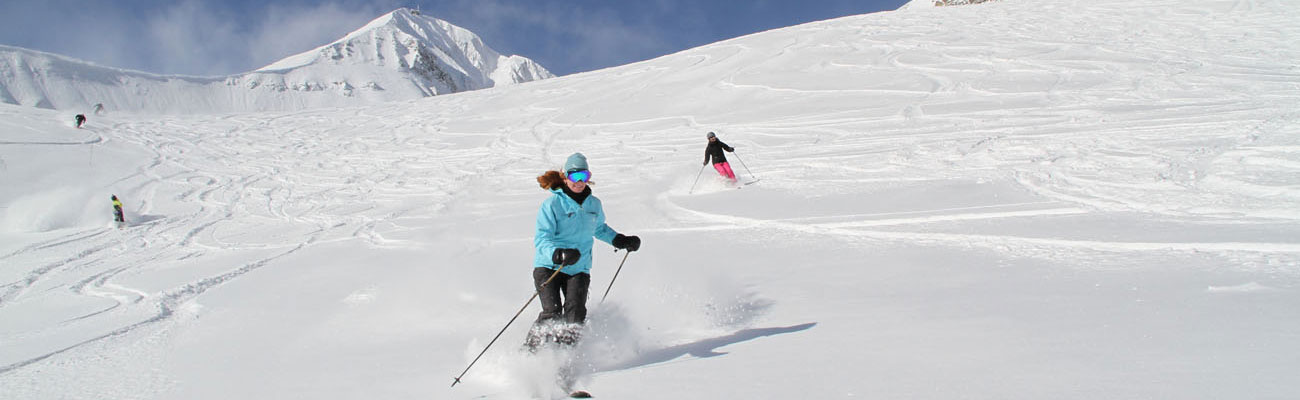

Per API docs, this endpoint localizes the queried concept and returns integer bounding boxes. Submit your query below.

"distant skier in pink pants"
[703,132,737,182]
[713,160,736,181]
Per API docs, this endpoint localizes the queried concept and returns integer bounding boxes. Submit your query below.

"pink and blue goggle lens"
[566,169,592,182]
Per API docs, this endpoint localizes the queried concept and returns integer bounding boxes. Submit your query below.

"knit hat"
[707,132,716,139]
[564,152,589,172]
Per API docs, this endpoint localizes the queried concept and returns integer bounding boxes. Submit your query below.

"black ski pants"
[533,267,590,324]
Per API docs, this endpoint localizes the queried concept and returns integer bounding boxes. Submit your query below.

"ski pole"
[688,163,707,194]
[731,151,758,180]
[452,265,566,387]
[599,251,632,303]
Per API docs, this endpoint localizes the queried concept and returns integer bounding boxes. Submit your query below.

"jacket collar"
[550,186,592,211]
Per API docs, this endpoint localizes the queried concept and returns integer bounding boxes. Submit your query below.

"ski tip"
[569,390,593,398]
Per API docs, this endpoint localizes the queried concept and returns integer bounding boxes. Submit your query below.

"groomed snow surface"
[2,0,1299,399]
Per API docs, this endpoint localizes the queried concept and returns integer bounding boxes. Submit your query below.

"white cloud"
[0,0,395,76]
[146,0,396,76]
[145,1,245,75]
[1,0,684,76]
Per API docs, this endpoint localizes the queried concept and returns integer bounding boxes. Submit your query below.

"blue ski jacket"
[534,187,619,275]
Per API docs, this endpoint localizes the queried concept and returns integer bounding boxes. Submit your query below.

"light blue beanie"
[564,152,589,172]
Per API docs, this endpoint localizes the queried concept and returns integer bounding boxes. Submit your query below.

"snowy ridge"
[2,0,1299,399]
[0,45,226,113]
[253,8,552,95]
[900,0,1000,9]
[0,8,552,114]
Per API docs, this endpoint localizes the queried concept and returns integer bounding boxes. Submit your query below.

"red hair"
[537,170,564,190]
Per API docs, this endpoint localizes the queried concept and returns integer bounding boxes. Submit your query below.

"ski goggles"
[566,169,592,183]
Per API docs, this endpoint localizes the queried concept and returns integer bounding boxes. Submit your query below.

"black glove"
[612,234,641,252]
[552,248,580,266]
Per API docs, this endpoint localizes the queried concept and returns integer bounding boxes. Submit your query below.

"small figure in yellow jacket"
[111,195,125,228]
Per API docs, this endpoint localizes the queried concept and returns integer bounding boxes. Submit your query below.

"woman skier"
[703,132,737,182]
[527,152,641,349]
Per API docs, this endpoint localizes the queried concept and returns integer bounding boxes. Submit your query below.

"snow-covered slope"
[0,8,553,115]
[2,0,1298,399]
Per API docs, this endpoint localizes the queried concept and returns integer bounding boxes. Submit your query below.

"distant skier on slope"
[93,103,105,115]
[527,152,641,349]
[703,131,737,182]
[75,114,87,128]
[111,195,125,228]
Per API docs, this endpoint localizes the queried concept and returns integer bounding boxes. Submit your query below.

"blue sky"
[1,0,909,77]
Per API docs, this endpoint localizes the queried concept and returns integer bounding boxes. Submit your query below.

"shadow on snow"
[598,322,817,372]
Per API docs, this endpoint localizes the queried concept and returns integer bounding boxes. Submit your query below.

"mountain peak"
[0,8,553,114]
[253,7,552,96]
[344,7,427,43]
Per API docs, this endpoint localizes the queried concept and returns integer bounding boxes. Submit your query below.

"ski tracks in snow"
[3,0,1300,396]
[621,4,1300,277]
[0,105,505,383]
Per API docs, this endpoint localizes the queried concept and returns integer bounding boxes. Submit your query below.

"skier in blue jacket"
[527,153,640,347]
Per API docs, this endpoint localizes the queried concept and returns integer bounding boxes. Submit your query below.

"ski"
[731,178,760,189]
